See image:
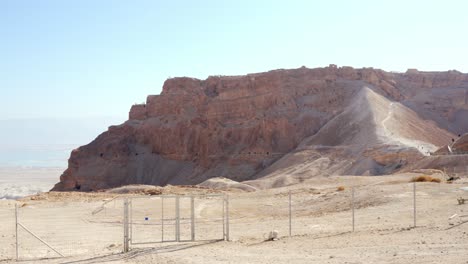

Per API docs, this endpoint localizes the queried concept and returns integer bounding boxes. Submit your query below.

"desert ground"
[0,171,467,264]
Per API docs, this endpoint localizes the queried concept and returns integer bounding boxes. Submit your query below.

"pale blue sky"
[1,0,467,120]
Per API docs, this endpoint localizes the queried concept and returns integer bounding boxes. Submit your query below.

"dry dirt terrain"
[1,172,468,264]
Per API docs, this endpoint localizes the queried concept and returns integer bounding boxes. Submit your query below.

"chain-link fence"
[128,194,225,247]
[227,181,468,240]
[443,166,468,178]
[15,199,123,260]
[0,205,15,261]
[0,180,467,262]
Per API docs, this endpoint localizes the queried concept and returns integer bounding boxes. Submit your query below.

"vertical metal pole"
[413,182,416,227]
[127,199,130,251]
[289,191,292,237]
[191,196,195,241]
[15,204,19,261]
[127,198,130,252]
[222,195,226,240]
[352,187,355,232]
[127,199,130,252]
[226,195,230,241]
[161,197,164,242]
[122,199,125,252]
[176,196,180,242]
[129,199,132,244]
[123,198,129,253]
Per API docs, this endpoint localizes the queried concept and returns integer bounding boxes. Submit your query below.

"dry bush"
[337,186,345,191]
[141,188,163,196]
[410,175,441,183]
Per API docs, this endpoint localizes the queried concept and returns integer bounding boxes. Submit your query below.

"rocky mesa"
[52,65,468,191]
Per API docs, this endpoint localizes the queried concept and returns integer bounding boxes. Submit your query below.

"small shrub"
[143,188,162,196]
[337,186,345,191]
[410,175,441,183]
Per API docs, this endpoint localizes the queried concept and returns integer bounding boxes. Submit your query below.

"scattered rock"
[267,230,279,241]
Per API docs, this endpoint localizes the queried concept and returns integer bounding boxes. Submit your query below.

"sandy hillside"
[245,87,454,189]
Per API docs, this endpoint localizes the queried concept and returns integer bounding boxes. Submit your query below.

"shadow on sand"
[59,240,222,264]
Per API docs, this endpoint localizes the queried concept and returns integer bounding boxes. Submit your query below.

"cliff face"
[52,66,468,191]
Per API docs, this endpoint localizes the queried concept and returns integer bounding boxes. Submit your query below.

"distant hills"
[0,117,124,167]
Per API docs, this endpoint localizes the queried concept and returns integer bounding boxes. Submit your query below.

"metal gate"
[127,194,226,248]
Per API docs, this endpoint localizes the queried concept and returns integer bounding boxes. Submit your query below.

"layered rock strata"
[52,66,467,191]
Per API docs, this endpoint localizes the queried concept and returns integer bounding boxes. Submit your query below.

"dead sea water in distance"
[0,144,72,199]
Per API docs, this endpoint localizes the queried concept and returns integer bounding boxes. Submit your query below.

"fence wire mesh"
[129,195,224,247]
[0,179,467,262]
[229,193,290,240]
[418,182,467,228]
[0,206,15,261]
[289,188,352,236]
[352,183,414,231]
[16,200,123,260]
[192,195,224,241]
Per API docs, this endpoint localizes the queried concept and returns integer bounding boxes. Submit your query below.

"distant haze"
[0,117,124,167]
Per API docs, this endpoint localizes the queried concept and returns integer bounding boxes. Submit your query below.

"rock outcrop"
[434,133,468,155]
[452,134,468,152]
[52,66,467,191]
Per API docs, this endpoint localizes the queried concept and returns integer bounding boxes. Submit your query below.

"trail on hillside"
[381,102,394,138]
[380,101,434,156]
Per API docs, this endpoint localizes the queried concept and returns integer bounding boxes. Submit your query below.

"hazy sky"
[1,0,467,120]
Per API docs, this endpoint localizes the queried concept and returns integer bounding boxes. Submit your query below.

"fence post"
[222,195,225,240]
[129,199,132,244]
[352,187,355,232]
[176,196,180,242]
[191,196,195,241]
[226,195,230,241]
[289,190,292,237]
[15,203,18,261]
[161,197,164,242]
[413,182,416,227]
[123,198,129,253]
